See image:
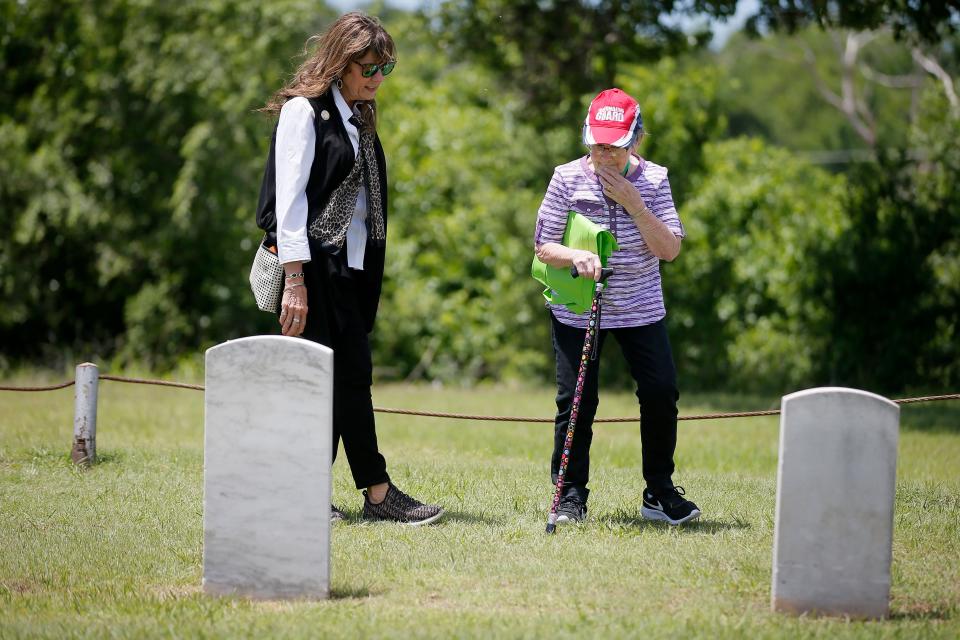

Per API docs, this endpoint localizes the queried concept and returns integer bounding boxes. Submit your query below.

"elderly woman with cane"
[257,12,443,525]
[534,88,700,526]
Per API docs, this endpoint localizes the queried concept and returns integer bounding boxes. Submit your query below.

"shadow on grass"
[92,451,124,465]
[0,447,117,470]
[330,585,374,600]
[435,509,499,525]
[334,509,498,526]
[889,603,955,621]
[598,513,751,533]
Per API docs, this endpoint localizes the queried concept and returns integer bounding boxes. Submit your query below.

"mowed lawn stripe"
[1,382,957,638]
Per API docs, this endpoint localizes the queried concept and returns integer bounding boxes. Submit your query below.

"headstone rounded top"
[205,335,332,359]
[782,386,898,409]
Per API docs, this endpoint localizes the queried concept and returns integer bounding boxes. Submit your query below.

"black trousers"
[550,313,679,502]
[299,257,390,491]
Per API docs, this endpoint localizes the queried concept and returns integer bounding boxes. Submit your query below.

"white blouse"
[274,86,369,269]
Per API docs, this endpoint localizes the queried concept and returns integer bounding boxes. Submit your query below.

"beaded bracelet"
[285,272,304,280]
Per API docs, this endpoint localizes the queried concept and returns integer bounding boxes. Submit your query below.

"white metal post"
[71,362,99,465]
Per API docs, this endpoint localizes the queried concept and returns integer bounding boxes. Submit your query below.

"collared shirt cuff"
[278,239,311,265]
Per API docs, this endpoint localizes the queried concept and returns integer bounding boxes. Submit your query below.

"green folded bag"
[531,211,618,314]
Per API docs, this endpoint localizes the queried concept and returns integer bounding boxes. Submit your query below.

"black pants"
[550,313,679,502]
[300,259,390,491]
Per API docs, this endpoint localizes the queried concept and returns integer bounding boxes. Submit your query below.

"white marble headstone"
[203,336,333,599]
[771,387,899,619]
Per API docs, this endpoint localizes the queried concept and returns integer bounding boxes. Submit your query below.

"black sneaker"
[641,486,701,525]
[555,495,587,525]
[331,504,346,522]
[362,483,444,526]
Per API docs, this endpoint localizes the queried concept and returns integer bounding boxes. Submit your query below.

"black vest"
[255,91,388,333]
[256,92,388,242]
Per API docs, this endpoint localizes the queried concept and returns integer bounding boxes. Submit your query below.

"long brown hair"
[262,12,395,131]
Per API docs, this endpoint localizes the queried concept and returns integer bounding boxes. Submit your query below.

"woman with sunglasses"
[257,12,443,525]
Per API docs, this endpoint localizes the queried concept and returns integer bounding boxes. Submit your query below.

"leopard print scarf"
[307,125,385,250]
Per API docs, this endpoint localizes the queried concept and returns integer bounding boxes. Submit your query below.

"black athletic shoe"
[331,504,346,522]
[555,496,587,525]
[641,485,701,525]
[362,483,444,526]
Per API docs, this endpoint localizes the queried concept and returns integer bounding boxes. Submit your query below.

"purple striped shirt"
[533,155,685,329]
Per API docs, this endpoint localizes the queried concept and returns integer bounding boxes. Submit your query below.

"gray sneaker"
[362,483,444,526]
[555,495,587,525]
[331,504,346,522]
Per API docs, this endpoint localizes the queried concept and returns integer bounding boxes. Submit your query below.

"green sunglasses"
[353,59,396,78]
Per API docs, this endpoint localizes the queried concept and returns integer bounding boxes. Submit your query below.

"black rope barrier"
[1,375,957,423]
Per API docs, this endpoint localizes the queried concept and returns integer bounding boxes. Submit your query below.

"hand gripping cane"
[546,266,614,533]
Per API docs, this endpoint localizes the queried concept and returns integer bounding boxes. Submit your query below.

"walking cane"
[546,266,614,533]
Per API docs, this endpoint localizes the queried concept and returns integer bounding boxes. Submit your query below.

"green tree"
[668,137,848,392]
[434,0,739,131]
[746,0,960,44]
[716,28,920,154]
[374,14,568,382]
[616,56,727,204]
[432,0,959,136]
[822,89,960,393]
[0,0,333,369]
[373,26,728,385]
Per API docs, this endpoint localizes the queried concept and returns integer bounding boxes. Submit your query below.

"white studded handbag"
[249,237,284,313]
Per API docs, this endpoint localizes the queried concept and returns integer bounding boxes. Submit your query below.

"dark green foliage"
[0,0,332,369]
[617,57,727,203]
[1,0,956,395]
[668,138,848,393]
[434,0,739,131]
[747,0,960,44]
[716,28,918,153]
[822,92,960,393]
[374,25,568,381]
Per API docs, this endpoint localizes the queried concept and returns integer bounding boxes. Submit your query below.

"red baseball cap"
[582,88,643,147]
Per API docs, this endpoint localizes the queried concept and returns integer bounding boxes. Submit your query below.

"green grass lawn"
[1,379,958,638]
